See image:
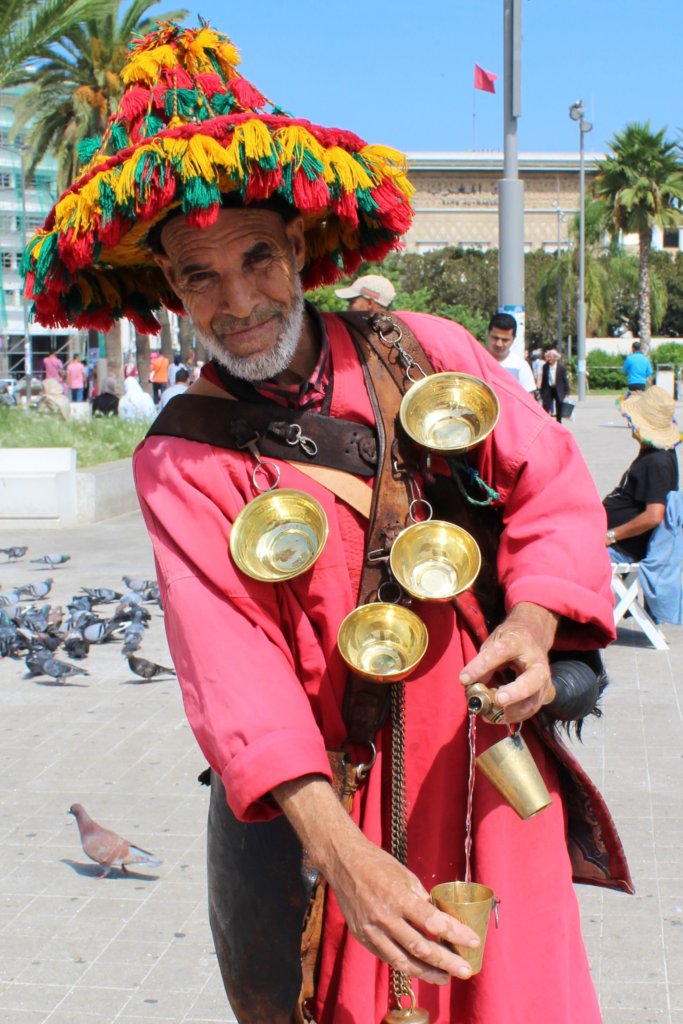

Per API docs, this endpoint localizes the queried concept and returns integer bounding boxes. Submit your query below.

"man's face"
[486,326,515,362]
[155,208,307,380]
[347,295,373,312]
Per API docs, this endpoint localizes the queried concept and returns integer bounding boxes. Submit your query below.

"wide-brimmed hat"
[619,386,681,449]
[22,21,414,334]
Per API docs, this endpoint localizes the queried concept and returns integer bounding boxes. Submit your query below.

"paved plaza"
[0,394,681,1024]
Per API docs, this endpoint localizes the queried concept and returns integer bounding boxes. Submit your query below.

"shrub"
[0,406,148,466]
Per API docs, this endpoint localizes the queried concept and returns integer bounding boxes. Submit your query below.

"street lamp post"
[569,100,592,400]
[552,185,566,354]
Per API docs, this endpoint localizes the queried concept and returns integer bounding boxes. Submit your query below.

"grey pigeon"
[30,553,71,567]
[63,631,90,660]
[40,656,89,682]
[127,655,176,679]
[69,804,162,878]
[80,587,122,604]
[122,576,156,592]
[0,590,21,608]
[25,649,52,677]
[0,546,27,561]
[17,579,53,600]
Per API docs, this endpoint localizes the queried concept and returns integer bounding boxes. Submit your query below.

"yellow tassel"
[160,137,190,164]
[54,193,80,230]
[361,145,415,199]
[276,125,326,170]
[322,147,373,192]
[240,119,276,161]
[121,44,178,85]
[184,134,231,179]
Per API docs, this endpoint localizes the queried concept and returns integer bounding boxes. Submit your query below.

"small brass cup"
[229,489,328,582]
[399,372,500,453]
[337,603,428,682]
[390,521,481,601]
[476,732,552,820]
[431,881,499,975]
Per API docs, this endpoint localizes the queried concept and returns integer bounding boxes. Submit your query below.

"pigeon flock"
[0,545,176,683]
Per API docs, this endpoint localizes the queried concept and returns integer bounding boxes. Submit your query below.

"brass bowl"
[389,521,481,601]
[229,489,329,582]
[399,372,500,453]
[337,602,428,682]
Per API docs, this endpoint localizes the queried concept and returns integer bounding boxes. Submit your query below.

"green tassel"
[142,114,165,137]
[109,121,129,152]
[33,231,61,289]
[210,92,235,116]
[182,176,220,212]
[99,181,116,223]
[78,136,102,164]
[164,88,200,118]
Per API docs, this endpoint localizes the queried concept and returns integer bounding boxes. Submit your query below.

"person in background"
[603,386,680,562]
[36,377,70,419]
[168,353,188,385]
[530,348,544,388]
[91,377,119,416]
[119,376,155,420]
[486,313,538,397]
[149,350,169,403]
[65,353,87,401]
[43,347,65,385]
[334,273,396,313]
[158,367,190,410]
[540,348,570,423]
[622,340,653,393]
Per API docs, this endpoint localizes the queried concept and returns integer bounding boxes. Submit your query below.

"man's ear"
[285,215,306,271]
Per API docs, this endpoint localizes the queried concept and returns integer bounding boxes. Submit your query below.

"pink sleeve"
[133,439,332,822]
[398,312,615,648]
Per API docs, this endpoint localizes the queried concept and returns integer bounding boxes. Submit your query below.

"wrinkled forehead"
[158,207,292,265]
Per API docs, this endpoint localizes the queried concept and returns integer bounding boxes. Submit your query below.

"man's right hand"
[272,775,479,984]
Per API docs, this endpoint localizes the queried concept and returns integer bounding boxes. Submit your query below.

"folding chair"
[611,561,669,650]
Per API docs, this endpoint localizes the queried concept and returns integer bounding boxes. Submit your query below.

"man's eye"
[187,272,213,285]
[247,250,272,266]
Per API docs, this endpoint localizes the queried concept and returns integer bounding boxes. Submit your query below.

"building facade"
[403,151,683,257]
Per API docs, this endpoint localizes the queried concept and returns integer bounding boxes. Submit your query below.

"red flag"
[474,64,497,94]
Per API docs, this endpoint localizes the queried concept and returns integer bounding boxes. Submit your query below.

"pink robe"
[134,313,615,1024]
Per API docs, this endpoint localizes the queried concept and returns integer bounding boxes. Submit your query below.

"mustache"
[210,304,284,335]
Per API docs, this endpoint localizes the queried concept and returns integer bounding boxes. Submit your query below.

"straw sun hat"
[22,21,414,334]
[619,386,681,450]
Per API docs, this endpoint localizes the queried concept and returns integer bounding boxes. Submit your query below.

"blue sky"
[180,0,681,157]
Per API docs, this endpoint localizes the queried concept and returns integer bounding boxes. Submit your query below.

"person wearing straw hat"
[603,386,680,562]
[22,22,629,1024]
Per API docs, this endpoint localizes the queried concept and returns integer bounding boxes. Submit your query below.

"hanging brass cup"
[389,521,481,601]
[476,732,552,820]
[229,489,329,582]
[337,603,428,682]
[430,881,499,975]
[399,372,500,453]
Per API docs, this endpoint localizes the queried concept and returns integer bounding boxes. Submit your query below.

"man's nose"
[218,272,259,319]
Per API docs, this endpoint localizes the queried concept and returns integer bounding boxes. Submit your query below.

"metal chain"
[389,681,412,1007]
[370,315,428,384]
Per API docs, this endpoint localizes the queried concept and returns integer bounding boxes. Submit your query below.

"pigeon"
[127,655,176,679]
[63,631,90,660]
[122,575,156,593]
[17,579,53,601]
[69,804,162,878]
[30,553,71,567]
[80,587,122,605]
[0,546,28,561]
[25,648,53,677]
[82,618,124,644]
[0,590,21,608]
[39,656,89,682]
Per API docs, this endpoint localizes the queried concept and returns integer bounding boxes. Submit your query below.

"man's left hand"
[459,602,559,723]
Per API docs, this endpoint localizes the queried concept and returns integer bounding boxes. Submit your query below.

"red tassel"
[332,191,358,227]
[244,164,283,203]
[341,249,362,275]
[370,181,413,233]
[195,72,224,98]
[24,271,36,298]
[229,76,267,110]
[120,86,152,122]
[58,230,95,272]
[186,203,220,229]
[99,215,128,249]
[292,171,330,212]
[138,170,176,219]
[161,66,193,90]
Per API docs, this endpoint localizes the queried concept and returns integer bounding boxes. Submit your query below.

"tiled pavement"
[0,394,681,1024]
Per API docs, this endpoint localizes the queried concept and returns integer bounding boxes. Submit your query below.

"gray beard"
[198,278,305,382]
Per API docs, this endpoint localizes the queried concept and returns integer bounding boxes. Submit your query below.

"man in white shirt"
[486,313,538,396]
[158,368,190,410]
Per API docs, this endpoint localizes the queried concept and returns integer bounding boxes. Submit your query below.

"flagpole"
[472,89,476,149]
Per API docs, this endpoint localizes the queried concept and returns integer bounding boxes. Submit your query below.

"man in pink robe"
[22,22,631,1024]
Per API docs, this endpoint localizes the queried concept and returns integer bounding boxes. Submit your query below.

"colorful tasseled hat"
[22,20,414,334]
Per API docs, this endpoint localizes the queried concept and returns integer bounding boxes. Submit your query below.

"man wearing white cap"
[335,274,396,313]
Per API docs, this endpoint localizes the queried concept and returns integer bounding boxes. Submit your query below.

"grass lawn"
[0,406,149,466]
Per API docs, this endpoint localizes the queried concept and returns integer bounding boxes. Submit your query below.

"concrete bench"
[0,448,139,528]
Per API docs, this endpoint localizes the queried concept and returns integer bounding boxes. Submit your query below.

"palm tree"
[0,0,109,88]
[11,0,186,191]
[593,122,683,348]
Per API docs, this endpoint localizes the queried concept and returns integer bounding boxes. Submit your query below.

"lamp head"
[569,101,584,121]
